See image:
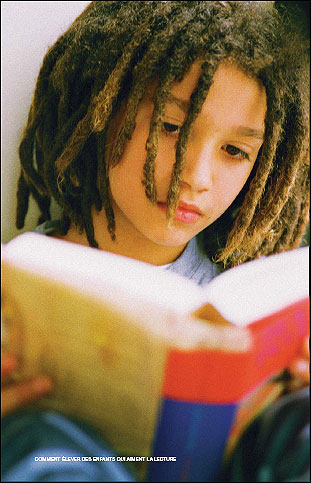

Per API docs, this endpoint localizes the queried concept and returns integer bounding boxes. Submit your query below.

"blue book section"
[147,398,237,482]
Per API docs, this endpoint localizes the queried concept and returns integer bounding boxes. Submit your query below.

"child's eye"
[222,144,250,161]
[162,122,181,136]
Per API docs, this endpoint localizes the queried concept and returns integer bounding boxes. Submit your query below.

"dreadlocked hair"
[17,1,309,267]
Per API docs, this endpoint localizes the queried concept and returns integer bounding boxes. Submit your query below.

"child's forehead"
[143,60,203,102]
[143,60,263,106]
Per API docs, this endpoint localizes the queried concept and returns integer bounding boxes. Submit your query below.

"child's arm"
[1,353,53,417]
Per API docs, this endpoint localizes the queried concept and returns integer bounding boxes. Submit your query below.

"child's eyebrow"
[233,126,264,140]
[166,94,190,113]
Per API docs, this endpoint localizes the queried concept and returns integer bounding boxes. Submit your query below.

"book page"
[203,247,309,326]
[2,233,204,316]
[2,262,168,457]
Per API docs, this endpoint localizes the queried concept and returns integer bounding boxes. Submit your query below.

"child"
[2,1,309,481]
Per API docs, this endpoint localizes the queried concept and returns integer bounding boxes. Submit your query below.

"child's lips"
[157,201,203,224]
[177,201,203,215]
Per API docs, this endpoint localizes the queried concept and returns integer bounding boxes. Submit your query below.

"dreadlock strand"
[92,2,179,135]
[44,152,84,232]
[251,106,307,231]
[16,172,30,229]
[31,32,72,115]
[108,41,180,168]
[81,166,98,249]
[287,166,310,248]
[57,86,70,133]
[92,44,145,135]
[291,200,310,248]
[58,213,71,237]
[167,59,221,220]
[108,1,213,171]
[163,3,238,212]
[85,134,103,214]
[96,130,116,240]
[244,115,307,251]
[260,197,300,256]
[143,72,179,203]
[54,104,94,176]
[216,30,304,264]
[18,104,50,196]
[217,85,286,265]
[96,130,106,206]
[142,4,218,203]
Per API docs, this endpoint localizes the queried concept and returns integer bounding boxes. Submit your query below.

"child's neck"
[56,209,187,266]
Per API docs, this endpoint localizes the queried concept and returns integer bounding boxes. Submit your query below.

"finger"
[176,316,251,352]
[302,338,310,360]
[199,325,251,352]
[1,354,18,379]
[288,359,310,385]
[1,377,53,417]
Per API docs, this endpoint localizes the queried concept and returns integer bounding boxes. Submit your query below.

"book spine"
[147,399,237,482]
[147,297,309,482]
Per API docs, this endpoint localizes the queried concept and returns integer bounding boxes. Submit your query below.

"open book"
[1,233,309,482]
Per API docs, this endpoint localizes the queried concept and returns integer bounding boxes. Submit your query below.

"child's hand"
[287,337,310,389]
[1,353,53,417]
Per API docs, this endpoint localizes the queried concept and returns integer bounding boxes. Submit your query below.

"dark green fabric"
[220,388,310,482]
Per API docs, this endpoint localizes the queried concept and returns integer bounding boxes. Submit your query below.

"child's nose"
[181,143,213,193]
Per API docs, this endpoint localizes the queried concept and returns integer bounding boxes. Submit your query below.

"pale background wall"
[1,1,90,243]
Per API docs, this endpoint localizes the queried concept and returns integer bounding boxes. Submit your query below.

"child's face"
[108,60,266,249]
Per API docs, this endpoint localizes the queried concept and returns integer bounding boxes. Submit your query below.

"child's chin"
[146,227,195,248]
